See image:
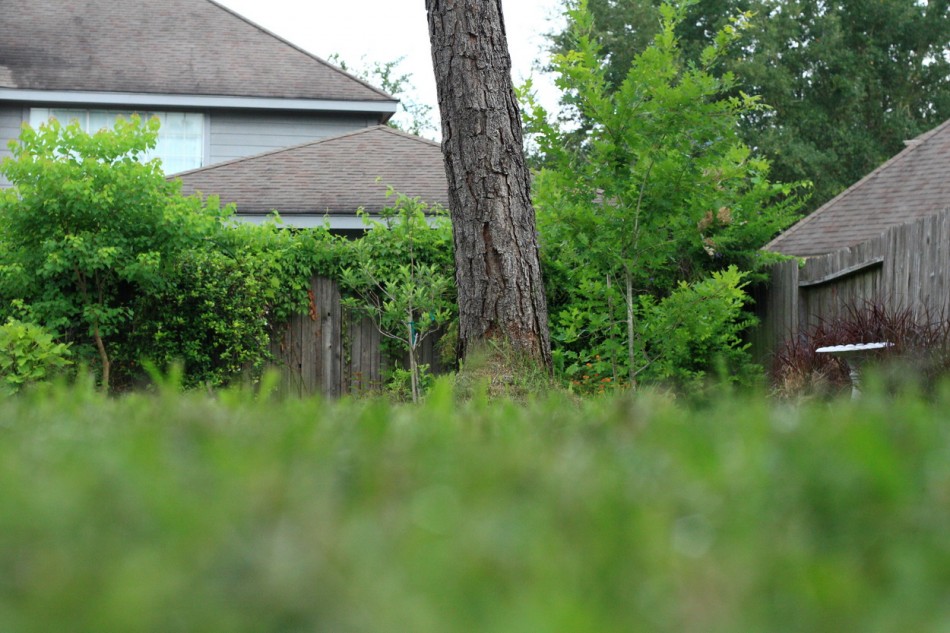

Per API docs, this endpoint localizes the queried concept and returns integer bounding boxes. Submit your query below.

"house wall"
[207,111,379,165]
[0,105,382,185]
[0,105,25,187]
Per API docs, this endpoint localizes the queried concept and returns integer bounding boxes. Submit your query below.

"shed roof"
[0,0,394,104]
[765,118,950,257]
[174,125,449,220]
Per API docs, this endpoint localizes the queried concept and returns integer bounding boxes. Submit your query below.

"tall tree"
[528,1,802,388]
[426,0,552,370]
[549,0,950,210]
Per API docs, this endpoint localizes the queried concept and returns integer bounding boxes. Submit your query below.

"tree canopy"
[549,0,950,210]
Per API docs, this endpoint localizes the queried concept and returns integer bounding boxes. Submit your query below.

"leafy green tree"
[548,0,950,209]
[0,117,285,390]
[1,117,200,388]
[340,194,455,402]
[735,0,950,207]
[527,1,804,388]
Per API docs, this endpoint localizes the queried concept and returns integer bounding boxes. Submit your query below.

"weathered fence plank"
[755,209,950,363]
[270,276,449,397]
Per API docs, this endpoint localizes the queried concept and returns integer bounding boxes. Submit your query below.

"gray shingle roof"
[174,126,449,216]
[0,0,394,103]
[766,118,950,257]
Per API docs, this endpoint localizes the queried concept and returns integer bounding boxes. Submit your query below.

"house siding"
[207,111,378,166]
[0,105,25,188]
[1,106,384,183]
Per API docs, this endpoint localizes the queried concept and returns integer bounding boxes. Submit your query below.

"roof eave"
[0,88,398,115]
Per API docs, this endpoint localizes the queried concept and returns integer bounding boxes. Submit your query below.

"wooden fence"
[752,210,950,362]
[269,275,447,397]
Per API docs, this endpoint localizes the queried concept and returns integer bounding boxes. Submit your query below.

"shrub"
[0,116,234,390]
[528,1,804,392]
[0,319,72,395]
[771,301,950,398]
[129,249,273,389]
[0,116,338,392]
[4,384,950,631]
[637,266,761,391]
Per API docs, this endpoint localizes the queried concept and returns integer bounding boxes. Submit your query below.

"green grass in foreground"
[2,378,950,632]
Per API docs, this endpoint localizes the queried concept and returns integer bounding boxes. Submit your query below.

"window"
[29,108,205,173]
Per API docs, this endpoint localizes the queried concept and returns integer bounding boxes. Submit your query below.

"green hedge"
[2,381,949,631]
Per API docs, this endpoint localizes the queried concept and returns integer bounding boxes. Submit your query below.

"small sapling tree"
[340,194,455,402]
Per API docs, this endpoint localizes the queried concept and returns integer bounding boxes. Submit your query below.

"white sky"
[215,0,565,136]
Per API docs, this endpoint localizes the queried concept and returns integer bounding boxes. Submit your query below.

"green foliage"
[129,249,271,389]
[386,363,435,402]
[527,1,803,390]
[340,194,456,401]
[548,0,950,210]
[529,1,803,289]
[0,319,72,395]
[637,266,760,390]
[0,114,457,395]
[0,116,191,388]
[4,383,950,631]
[0,116,329,390]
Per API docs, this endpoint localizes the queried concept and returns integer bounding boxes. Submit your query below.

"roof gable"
[0,0,395,104]
[766,118,950,257]
[174,126,448,219]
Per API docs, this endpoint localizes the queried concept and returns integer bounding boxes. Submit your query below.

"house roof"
[765,118,950,257]
[174,126,449,225]
[0,0,395,106]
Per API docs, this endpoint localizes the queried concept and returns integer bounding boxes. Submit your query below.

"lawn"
[2,377,949,632]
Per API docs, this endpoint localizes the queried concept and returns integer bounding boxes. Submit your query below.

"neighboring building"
[176,125,449,230]
[754,117,950,358]
[0,0,398,186]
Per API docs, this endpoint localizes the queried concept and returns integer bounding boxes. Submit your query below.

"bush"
[0,116,235,390]
[0,116,340,392]
[0,319,72,394]
[771,301,950,398]
[129,249,273,389]
[638,266,760,391]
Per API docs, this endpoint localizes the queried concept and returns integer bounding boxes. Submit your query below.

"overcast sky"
[215,0,565,135]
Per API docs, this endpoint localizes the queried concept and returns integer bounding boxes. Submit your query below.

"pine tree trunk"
[426,0,552,371]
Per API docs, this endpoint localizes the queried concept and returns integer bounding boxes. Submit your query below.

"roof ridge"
[169,125,424,177]
[203,0,397,103]
[373,124,443,149]
[765,117,950,252]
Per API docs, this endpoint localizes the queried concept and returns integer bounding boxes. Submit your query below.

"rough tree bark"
[425,0,553,371]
